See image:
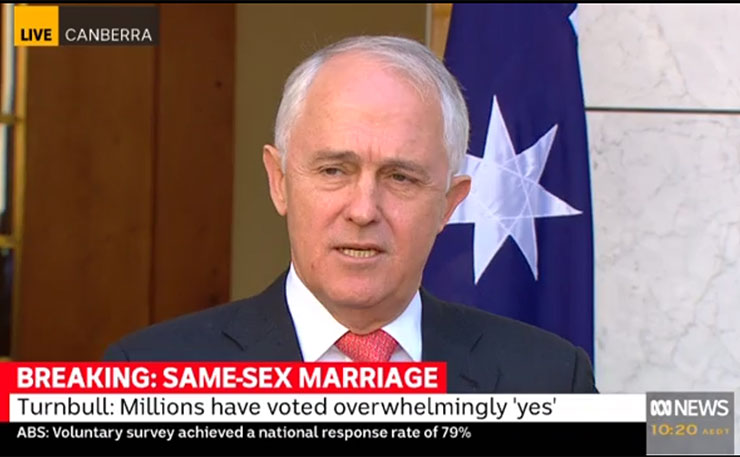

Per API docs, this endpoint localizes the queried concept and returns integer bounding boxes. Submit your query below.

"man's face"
[264,52,470,328]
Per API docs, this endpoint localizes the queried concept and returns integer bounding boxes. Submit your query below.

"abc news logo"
[650,398,730,417]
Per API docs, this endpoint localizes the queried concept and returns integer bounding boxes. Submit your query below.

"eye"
[390,173,412,183]
[320,167,343,176]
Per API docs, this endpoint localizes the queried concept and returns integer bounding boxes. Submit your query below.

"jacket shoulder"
[104,273,289,361]
[103,297,256,361]
[450,300,578,353]
[427,295,596,393]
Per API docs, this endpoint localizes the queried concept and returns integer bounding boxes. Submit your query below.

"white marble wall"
[581,4,740,110]
[579,3,740,448]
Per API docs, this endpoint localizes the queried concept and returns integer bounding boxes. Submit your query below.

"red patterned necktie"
[335,329,398,362]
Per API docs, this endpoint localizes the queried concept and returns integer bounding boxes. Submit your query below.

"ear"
[262,144,288,216]
[439,175,471,232]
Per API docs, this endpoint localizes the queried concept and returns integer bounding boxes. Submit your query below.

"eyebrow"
[310,150,360,164]
[310,150,430,178]
[380,159,429,179]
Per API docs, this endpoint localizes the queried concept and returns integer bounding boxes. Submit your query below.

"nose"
[345,173,380,226]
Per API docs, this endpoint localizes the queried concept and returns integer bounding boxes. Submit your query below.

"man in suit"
[105,35,597,394]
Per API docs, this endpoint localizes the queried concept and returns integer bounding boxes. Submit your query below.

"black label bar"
[59,6,158,46]
[3,422,646,456]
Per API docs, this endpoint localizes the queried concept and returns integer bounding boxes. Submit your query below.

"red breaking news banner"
[0,363,10,422]
[0,362,447,420]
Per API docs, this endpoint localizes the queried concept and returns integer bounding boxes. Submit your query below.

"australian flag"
[423,4,595,360]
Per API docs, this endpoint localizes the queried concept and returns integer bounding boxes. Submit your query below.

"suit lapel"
[421,289,501,393]
[221,272,304,361]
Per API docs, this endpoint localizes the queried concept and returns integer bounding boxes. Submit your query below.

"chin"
[324,283,389,309]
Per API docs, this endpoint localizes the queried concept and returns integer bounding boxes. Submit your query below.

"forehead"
[289,52,445,163]
[308,52,433,112]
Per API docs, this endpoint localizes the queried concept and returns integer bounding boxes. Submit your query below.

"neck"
[289,263,416,334]
[321,300,409,334]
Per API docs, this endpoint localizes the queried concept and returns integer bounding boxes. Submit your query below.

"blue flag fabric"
[422,4,595,360]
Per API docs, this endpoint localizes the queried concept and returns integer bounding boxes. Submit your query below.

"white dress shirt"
[285,264,422,362]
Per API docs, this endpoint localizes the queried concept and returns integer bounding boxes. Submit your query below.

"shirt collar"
[285,263,422,362]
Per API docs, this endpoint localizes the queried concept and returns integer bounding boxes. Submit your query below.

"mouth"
[338,248,380,258]
[334,245,384,259]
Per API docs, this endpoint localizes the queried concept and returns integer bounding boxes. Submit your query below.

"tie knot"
[335,329,398,362]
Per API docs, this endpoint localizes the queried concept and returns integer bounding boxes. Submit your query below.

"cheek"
[285,180,341,243]
[285,183,319,243]
[384,198,443,250]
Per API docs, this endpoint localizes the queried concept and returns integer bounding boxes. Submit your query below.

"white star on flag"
[448,96,582,283]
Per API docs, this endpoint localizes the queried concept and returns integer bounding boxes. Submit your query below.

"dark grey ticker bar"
[59,6,159,46]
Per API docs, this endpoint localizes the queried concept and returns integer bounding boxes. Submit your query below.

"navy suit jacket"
[104,272,597,393]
